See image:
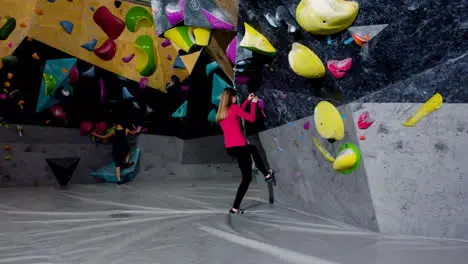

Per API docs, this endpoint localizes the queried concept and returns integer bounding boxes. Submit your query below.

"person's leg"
[246,144,273,181]
[113,152,124,184]
[115,166,121,183]
[228,147,253,212]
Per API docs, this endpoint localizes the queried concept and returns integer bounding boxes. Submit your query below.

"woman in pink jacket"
[216,88,275,214]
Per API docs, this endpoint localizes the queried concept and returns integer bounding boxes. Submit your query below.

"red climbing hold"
[93,6,125,40]
[358,111,374,129]
[69,65,79,84]
[80,121,93,136]
[94,39,117,61]
[360,135,366,140]
[327,58,352,79]
[94,122,107,134]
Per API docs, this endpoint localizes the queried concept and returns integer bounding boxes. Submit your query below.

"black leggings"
[226,144,269,209]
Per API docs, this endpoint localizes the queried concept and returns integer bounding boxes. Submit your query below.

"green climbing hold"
[0,16,16,40]
[134,35,156,77]
[43,73,57,96]
[1,55,18,66]
[125,6,153,32]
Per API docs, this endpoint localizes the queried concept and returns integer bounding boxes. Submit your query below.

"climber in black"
[92,121,141,184]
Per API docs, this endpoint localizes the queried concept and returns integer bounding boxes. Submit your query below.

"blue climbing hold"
[173,55,186,69]
[206,61,219,76]
[81,38,97,51]
[91,148,141,183]
[60,20,74,34]
[122,87,134,100]
[172,101,187,118]
[343,37,354,45]
[90,7,95,11]
[82,66,96,77]
[327,35,332,45]
[48,0,56,2]
[208,108,217,123]
[211,73,231,106]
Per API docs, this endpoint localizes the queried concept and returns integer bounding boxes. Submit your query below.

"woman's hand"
[252,96,259,103]
[247,93,255,101]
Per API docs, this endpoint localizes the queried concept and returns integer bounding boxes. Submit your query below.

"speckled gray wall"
[351,103,468,239]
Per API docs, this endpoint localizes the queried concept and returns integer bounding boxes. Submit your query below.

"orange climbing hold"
[61,68,68,73]
[7,73,13,79]
[27,36,33,41]
[4,145,11,151]
[4,82,10,87]
[359,135,366,140]
[19,22,27,28]
[32,52,40,60]
[35,9,44,16]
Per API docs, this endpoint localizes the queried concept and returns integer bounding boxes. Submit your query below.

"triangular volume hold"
[173,55,186,69]
[347,24,388,43]
[46,158,80,186]
[172,100,188,118]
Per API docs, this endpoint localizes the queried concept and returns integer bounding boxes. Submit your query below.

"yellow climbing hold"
[288,43,325,78]
[164,26,195,53]
[296,0,359,35]
[403,93,443,127]
[193,27,212,46]
[333,148,356,171]
[240,23,276,56]
[314,101,344,141]
[313,137,335,162]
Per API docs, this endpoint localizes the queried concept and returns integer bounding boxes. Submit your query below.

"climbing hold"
[27,36,33,41]
[134,35,156,77]
[226,36,237,65]
[121,53,135,63]
[94,122,107,134]
[81,38,98,51]
[69,65,79,84]
[46,158,80,186]
[90,7,95,12]
[122,87,134,100]
[403,93,443,127]
[343,37,354,45]
[278,147,284,152]
[32,52,40,60]
[327,35,332,45]
[201,8,234,30]
[173,55,186,69]
[193,27,211,46]
[0,16,16,40]
[314,101,344,141]
[172,101,187,118]
[91,149,140,183]
[7,42,12,48]
[257,99,265,109]
[348,24,388,46]
[50,105,66,120]
[80,121,93,136]
[82,66,96,77]
[205,61,219,75]
[125,6,153,32]
[161,39,171,47]
[165,0,185,25]
[303,120,310,130]
[94,39,117,61]
[59,20,74,34]
[48,0,56,2]
[164,26,195,53]
[167,54,172,60]
[0,94,5,100]
[288,43,325,78]
[240,23,276,56]
[17,100,24,110]
[359,135,366,140]
[313,137,335,163]
[4,145,11,151]
[93,6,125,40]
[16,125,23,136]
[61,68,68,73]
[327,58,352,79]
[99,79,105,104]
[333,143,361,174]
[235,75,249,85]
[264,5,298,33]
[114,0,122,8]
[296,0,359,35]
[139,77,148,89]
[43,73,57,96]
[208,108,217,123]
[211,73,231,106]
[181,85,189,91]
[357,111,374,129]
[35,9,44,16]
[4,82,10,88]
[3,155,11,160]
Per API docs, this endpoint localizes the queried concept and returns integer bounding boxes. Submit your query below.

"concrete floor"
[1,179,468,264]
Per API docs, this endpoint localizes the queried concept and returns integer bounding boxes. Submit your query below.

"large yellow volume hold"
[313,137,335,163]
[314,101,344,141]
[288,42,325,78]
[333,148,357,171]
[240,23,276,56]
[403,93,443,127]
[296,0,359,35]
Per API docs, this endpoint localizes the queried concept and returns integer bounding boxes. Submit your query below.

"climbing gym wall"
[0,0,238,139]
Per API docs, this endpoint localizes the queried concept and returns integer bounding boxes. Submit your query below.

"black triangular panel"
[46,158,80,186]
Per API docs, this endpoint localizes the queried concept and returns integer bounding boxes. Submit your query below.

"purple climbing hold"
[140,77,148,89]
[226,36,237,65]
[99,78,105,104]
[161,39,171,47]
[258,99,265,109]
[167,54,172,61]
[121,53,135,63]
[201,8,234,31]
[165,0,184,26]
[235,75,249,85]
[303,120,310,130]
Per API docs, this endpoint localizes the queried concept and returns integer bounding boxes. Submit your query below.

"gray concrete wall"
[256,105,380,232]
[352,103,468,239]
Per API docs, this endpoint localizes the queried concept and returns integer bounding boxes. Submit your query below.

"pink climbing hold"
[80,121,93,136]
[257,99,265,109]
[140,77,148,89]
[303,120,310,130]
[201,8,234,30]
[93,6,125,40]
[327,58,352,79]
[161,39,171,47]
[0,94,6,100]
[94,121,107,134]
[94,39,117,61]
[358,111,374,129]
[69,65,79,84]
[235,75,249,85]
[181,85,189,91]
[50,105,66,120]
[99,78,105,104]
[165,0,184,25]
[226,36,237,64]
[7,42,12,48]
[121,53,135,63]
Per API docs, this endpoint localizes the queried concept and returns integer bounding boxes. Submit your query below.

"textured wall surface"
[352,103,468,239]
